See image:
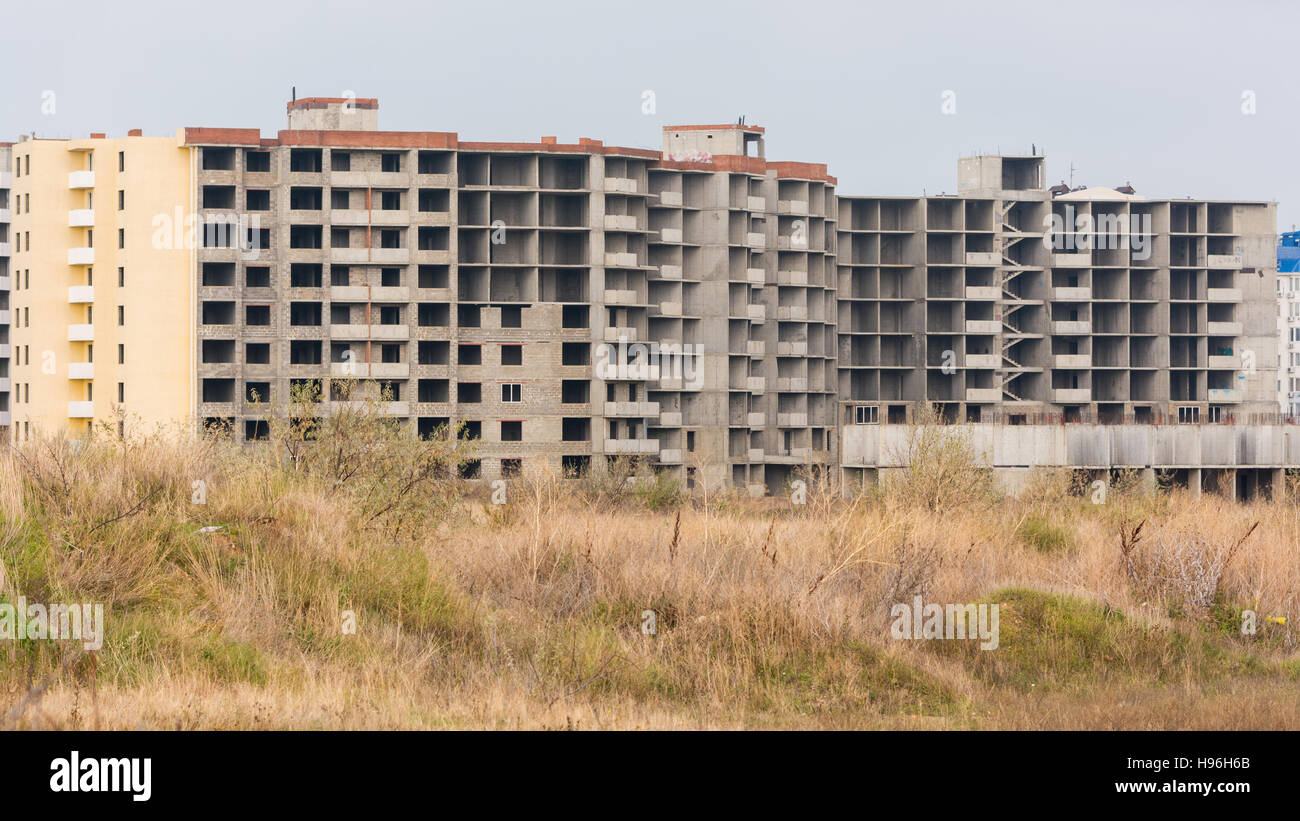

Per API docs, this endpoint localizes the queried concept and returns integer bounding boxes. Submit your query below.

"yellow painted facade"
[8,135,192,440]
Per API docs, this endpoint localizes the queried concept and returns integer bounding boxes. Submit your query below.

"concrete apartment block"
[839,155,1281,497]
[838,155,1277,427]
[5,132,191,443]
[180,103,840,490]
[0,143,10,433]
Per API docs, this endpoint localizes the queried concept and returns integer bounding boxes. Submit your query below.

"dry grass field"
[1,406,1298,730]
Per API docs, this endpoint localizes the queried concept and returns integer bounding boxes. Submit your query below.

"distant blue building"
[1280,230,1300,272]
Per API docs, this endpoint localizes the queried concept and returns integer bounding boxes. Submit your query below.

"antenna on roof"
[738,115,745,125]
[292,86,296,102]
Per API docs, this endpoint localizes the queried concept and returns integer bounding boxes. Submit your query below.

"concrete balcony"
[330,247,409,265]
[966,354,1000,368]
[68,171,95,189]
[1207,321,1243,336]
[1052,286,1091,301]
[965,388,1001,402]
[0,379,8,394]
[777,412,809,427]
[0,242,10,257]
[1052,388,1091,403]
[776,341,808,356]
[68,285,94,303]
[0,411,9,427]
[596,361,659,381]
[658,449,683,464]
[965,319,1000,334]
[746,304,766,322]
[747,376,766,393]
[658,264,682,280]
[747,340,765,356]
[657,191,682,207]
[1208,355,1238,369]
[1207,254,1242,269]
[328,209,410,226]
[603,326,636,343]
[369,210,412,226]
[965,252,1000,266]
[1052,320,1092,335]
[67,401,94,418]
[746,232,767,249]
[604,438,660,455]
[604,177,638,194]
[604,401,659,417]
[1051,252,1090,268]
[776,200,808,215]
[777,270,808,286]
[656,301,682,317]
[746,412,765,427]
[328,285,410,302]
[68,247,94,266]
[657,374,690,391]
[1207,288,1242,302]
[0,208,10,223]
[747,448,765,462]
[68,362,94,380]
[68,209,95,227]
[603,288,637,305]
[328,361,410,379]
[777,306,808,322]
[658,228,683,243]
[68,324,95,341]
[658,412,683,427]
[367,362,411,379]
[1054,354,1091,368]
[964,286,999,300]
[776,377,810,392]
[329,323,410,340]
[0,344,10,358]
[746,267,766,285]
[604,214,637,231]
[745,195,765,212]
[1208,388,1242,403]
[0,171,10,187]
[329,171,408,189]
[605,252,638,268]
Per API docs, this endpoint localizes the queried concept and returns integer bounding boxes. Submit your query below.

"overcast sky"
[4,0,1297,228]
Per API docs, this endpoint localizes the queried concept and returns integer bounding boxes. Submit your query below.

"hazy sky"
[4,0,1298,228]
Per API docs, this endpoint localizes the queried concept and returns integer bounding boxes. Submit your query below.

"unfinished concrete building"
[838,154,1283,497]
[184,100,837,490]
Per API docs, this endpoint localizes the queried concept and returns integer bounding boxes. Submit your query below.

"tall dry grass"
[0,413,1297,729]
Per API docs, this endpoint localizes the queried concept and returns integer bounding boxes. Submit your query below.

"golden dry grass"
[1,421,1298,730]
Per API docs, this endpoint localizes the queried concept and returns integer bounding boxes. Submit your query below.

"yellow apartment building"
[7,133,193,440]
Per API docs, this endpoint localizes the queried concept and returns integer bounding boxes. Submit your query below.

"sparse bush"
[881,403,998,512]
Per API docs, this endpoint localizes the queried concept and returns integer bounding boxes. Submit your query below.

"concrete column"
[1188,468,1202,498]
